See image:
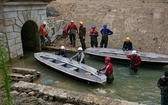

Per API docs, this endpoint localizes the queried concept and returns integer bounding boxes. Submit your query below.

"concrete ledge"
[12,81,145,105]
[3,2,48,6]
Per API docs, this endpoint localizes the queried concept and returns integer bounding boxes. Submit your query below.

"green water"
[13,51,167,105]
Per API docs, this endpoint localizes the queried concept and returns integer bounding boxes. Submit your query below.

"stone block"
[15,37,21,44]
[3,6,18,12]
[4,12,17,19]
[5,25,13,32]
[14,25,21,32]
[41,14,47,20]
[16,18,23,27]
[18,11,25,24]
[7,32,20,40]
[15,43,22,50]
[22,11,28,22]
[0,33,5,39]
[8,39,15,46]
[5,18,15,26]
[9,45,16,53]
[39,10,46,15]
[30,10,35,20]
[17,49,23,56]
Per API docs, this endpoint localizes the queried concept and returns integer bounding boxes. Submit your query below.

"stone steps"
[9,67,40,82]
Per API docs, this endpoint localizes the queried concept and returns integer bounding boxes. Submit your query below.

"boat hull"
[35,58,101,85]
[85,48,168,67]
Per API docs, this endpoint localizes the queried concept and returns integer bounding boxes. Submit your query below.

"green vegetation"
[0,39,11,105]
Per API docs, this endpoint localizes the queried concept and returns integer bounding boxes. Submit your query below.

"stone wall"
[11,81,145,105]
[48,0,168,54]
[2,2,48,59]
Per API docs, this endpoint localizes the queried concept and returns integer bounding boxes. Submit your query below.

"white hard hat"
[78,47,83,51]
[43,22,47,25]
[60,46,65,49]
[131,50,137,55]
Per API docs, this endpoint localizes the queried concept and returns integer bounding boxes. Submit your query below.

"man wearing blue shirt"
[100,24,113,48]
[57,46,67,57]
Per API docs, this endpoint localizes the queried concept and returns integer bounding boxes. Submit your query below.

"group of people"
[66,20,113,50]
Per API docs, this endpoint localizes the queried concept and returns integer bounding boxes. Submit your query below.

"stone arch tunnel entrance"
[21,20,41,53]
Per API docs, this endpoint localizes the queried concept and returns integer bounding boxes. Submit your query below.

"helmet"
[79,21,83,25]
[105,57,111,62]
[60,46,65,49]
[78,47,83,51]
[71,20,74,23]
[126,37,130,41]
[103,24,107,28]
[131,50,137,55]
[164,71,168,77]
[43,22,47,25]
[91,25,96,29]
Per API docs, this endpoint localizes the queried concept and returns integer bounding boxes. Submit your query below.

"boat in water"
[34,52,107,84]
[85,48,168,66]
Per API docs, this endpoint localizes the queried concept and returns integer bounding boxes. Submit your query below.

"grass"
[0,39,11,105]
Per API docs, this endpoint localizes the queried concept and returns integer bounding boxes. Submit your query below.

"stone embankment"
[11,81,145,105]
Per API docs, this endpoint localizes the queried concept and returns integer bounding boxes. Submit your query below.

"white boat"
[85,48,168,66]
[34,52,107,84]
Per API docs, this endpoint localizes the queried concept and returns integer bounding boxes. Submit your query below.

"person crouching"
[57,46,67,57]
[99,57,114,84]
[70,47,85,64]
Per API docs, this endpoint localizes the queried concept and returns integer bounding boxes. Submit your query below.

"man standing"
[126,50,141,74]
[100,24,113,48]
[99,57,114,84]
[90,25,98,47]
[67,20,78,47]
[122,37,133,51]
[70,47,85,64]
[40,22,51,47]
[57,46,67,57]
[157,71,168,105]
[78,21,86,51]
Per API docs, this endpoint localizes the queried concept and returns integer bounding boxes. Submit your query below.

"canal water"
[12,51,167,105]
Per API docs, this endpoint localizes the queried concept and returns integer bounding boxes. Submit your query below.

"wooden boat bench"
[57,63,66,66]
[47,58,55,62]
[69,67,78,71]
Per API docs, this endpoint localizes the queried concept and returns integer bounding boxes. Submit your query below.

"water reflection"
[12,51,167,105]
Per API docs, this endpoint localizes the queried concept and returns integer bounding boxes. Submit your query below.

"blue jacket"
[57,51,67,57]
[122,41,132,50]
[100,28,113,36]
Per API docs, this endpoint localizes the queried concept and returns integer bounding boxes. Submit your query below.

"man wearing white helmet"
[39,22,52,48]
[126,50,141,74]
[70,47,85,63]
[57,46,67,57]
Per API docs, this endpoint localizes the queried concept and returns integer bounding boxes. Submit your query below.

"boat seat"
[47,59,55,62]
[57,63,66,66]
[69,67,78,71]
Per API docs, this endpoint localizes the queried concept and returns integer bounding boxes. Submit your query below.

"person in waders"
[98,57,114,84]
[67,20,78,47]
[90,25,98,47]
[78,21,86,51]
[126,50,141,74]
[70,47,85,64]
[39,22,52,48]
[157,70,168,105]
[100,24,113,48]
[57,46,67,57]
[122,37,133,51]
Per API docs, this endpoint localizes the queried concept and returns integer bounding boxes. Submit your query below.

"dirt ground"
[48,0,168,55]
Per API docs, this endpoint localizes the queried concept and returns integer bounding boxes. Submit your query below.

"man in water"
[98,57,114,84]
[70,47,85,64]
[57,46,67,57]
[126,50,141,74]
[157,71,168,105]
[100,24,113,48]
[122,37,133,51]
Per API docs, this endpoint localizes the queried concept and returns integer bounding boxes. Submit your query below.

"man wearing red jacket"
[126,50,141,74]
[99,57,114,84]
[67,20,78,47]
